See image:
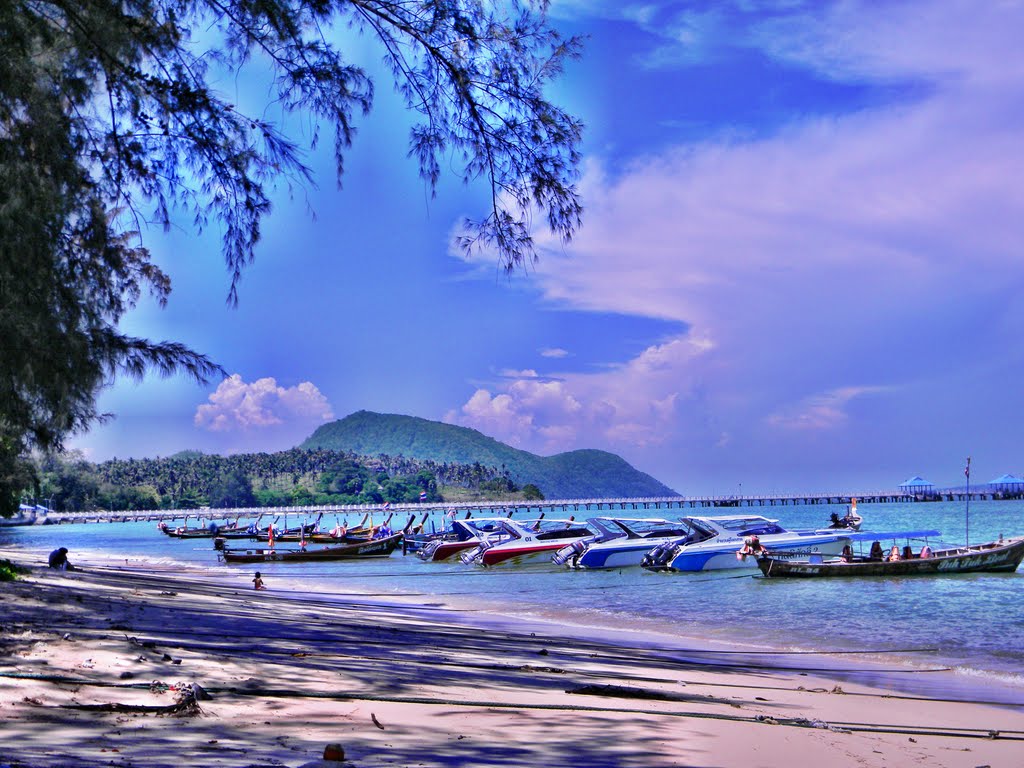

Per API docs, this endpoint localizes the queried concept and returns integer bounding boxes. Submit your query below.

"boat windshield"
[614,518,691,539]
[678,518,719,543]
[705,517,786,536]
[458,519,507,541]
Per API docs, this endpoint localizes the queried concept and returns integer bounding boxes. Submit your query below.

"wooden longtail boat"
[219,532,404,563]
[757,536,1024,578]
[160,518,251,538]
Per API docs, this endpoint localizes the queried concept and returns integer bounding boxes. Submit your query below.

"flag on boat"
[419,491,427,502]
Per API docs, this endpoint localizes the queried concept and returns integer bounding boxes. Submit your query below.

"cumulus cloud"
[194,375,334,433]
[451,336,708,452]
[449,1,1024,485]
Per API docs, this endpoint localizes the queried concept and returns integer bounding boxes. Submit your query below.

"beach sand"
[2,552,1022,768]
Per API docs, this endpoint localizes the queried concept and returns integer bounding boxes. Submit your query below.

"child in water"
[253,571,266,590]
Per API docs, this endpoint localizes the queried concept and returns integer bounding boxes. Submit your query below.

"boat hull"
[575,542,674,569]
[658,536,851,572]
[479,543,572,567]
[757,537,1024,578]
[220,533,403,564]
[418,540,479,562]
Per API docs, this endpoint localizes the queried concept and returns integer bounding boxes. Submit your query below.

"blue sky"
[70,0,1024,496]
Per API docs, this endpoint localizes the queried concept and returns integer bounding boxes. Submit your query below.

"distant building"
[899,476,934,495]
[989,474,1024,494]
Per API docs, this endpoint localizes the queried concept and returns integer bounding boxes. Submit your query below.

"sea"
[4,498,1023,704]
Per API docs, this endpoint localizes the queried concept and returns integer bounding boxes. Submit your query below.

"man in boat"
[736,535,768,560]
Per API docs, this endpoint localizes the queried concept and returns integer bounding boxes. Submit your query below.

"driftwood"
[61,685,203,717]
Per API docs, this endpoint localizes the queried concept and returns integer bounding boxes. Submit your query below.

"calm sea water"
[5,499,1023,698]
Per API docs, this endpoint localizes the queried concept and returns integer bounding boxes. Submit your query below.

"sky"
[69,0,1024,497]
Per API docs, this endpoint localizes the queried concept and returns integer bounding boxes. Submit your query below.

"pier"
[23,486,1013,525]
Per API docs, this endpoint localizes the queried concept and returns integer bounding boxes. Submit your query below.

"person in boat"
[919,545,933,559]
[869,541,884,561]
[887,545,902,562]
[736,535,768,560]
[902,544,914,560]
[840,544,854,563]
[829,512,844,528]
[48,547,72,570]
[253,571,266,590]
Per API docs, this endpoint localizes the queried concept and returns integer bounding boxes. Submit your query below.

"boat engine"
[418,540,441,560]
[551,539,586,568]
[641,542,677,570]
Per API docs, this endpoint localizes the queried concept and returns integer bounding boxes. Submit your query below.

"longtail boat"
[160,517,251,538]
[757,536,1024,578]
[219,532,404,563]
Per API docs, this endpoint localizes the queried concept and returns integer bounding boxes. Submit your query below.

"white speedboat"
[460,517,596,567]
[552,517,693,569]
[416,517,517,562]
[639,515,853,572]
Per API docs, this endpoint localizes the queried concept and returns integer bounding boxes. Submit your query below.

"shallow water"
[5,499,1023,698]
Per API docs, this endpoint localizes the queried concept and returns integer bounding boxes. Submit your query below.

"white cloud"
[194,374,334,433]
[452,336,708,452]
[450,1,1024,486]
[540,347,570,359]
[767,386,892,431]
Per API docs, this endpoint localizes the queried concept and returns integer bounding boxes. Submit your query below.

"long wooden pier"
[22,487,1015,525]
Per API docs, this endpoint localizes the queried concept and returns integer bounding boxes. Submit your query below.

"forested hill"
[300,411,678,499]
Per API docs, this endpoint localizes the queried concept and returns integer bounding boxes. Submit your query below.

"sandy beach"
[2,551,1022,768]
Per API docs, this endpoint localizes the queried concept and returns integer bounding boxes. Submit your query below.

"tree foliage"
[0,0,583,515]
[28,446,508,510]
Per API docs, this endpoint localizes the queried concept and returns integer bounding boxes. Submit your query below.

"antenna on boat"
[964,456,971,547]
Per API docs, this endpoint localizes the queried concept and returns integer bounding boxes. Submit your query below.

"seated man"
[48,547,71,570]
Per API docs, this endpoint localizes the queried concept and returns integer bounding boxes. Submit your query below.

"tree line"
[25,448,543,512]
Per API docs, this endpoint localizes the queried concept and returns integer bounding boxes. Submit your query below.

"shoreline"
[3,551,1024,767]
[13,540,1024,704]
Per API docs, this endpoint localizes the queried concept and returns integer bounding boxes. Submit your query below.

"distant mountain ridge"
[300,411,678,499]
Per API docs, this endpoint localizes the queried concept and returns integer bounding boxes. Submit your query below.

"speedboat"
[552,517,693,569]
[459,517,596,567]
[416,517,518,562]
[640,515,853,572]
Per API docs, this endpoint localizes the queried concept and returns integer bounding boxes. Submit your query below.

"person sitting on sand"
[888,545,902,562]
[48,547,71,570]
[253,571,266,590]
[869,541,884,560]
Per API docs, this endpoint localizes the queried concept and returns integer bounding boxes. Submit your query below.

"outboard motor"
[641,541,678,570]
[213,536,226,551]
[551,539,587,568]
[418,540,442,561]
[460,540,491,565]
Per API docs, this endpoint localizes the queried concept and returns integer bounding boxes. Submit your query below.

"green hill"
[300,411,678,499]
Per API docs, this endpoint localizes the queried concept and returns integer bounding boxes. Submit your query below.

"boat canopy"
[842,529,940,542]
